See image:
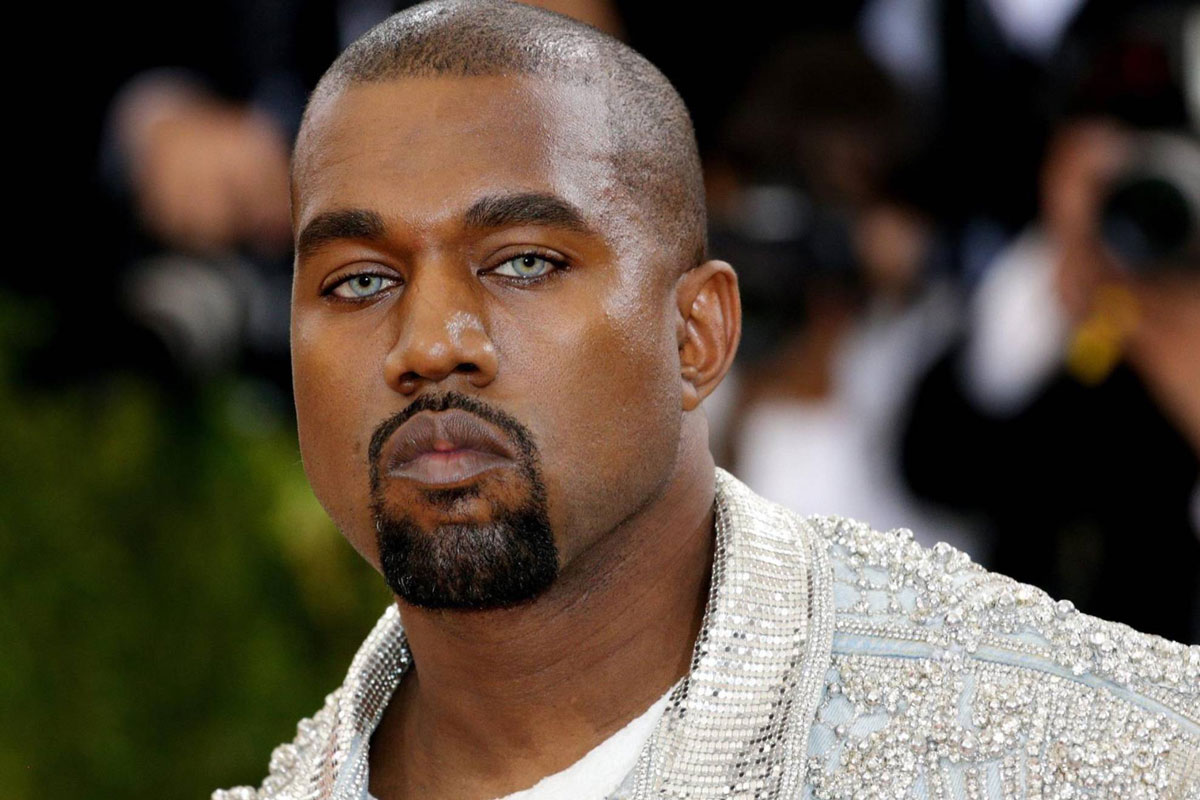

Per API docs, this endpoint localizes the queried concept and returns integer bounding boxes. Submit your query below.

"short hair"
[297,0,707,270]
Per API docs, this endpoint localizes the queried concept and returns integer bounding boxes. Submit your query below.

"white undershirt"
[492,686,673,800]
[367,682,675,800]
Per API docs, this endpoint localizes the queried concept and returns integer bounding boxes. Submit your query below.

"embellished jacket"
[216,468,1200,799]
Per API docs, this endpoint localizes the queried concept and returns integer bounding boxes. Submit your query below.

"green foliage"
[0,294,391,799]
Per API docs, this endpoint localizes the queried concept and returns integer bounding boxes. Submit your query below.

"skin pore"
[290,75,740,800]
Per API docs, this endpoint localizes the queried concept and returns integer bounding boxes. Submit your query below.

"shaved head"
[296,0,707,271]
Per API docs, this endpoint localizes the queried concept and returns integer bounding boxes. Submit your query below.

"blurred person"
[860,0,1188,287]
[859,0,1087,279]
[215,3,1197,799]
[902,4,1200,643]
[711,36,972,553]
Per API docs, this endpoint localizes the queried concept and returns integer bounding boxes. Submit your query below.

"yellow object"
[1067,284,1141,385]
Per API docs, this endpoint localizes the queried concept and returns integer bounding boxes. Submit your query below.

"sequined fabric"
[215,468,1199,799]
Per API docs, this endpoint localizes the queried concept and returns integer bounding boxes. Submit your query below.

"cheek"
[494,284,682,547]
[292,321,382,566]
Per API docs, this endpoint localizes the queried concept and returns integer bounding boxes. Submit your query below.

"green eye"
[493,254,559,279]
[331,274,396,299]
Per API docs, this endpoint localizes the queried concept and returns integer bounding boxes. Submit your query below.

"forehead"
[292,75,620,236]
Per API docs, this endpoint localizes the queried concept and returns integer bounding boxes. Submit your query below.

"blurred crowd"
[4,0,1199,795]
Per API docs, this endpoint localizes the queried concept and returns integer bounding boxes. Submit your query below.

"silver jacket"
[216,469,1200,799]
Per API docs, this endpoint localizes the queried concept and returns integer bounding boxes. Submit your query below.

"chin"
[371,489,559,610]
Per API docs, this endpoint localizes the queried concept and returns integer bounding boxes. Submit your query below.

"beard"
[367,392,559,610]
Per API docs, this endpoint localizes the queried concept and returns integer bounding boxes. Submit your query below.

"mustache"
[367,391,538,485]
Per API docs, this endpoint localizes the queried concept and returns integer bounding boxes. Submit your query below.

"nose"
[383,265,498,394]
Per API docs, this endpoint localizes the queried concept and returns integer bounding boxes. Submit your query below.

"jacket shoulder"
[800,515,1199,797]
[809,514,1198,715]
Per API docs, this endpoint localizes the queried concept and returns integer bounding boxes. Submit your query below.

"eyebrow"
[463,192,594,234]
[295,192,593,260]
[295,208,386,259]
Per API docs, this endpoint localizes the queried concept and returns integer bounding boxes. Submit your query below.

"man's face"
[290,75,687,607]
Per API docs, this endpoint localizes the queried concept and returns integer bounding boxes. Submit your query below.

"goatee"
[367,392,559,609]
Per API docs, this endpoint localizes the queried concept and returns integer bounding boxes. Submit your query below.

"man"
[216,2,1199,798]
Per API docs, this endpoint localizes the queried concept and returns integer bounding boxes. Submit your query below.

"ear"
[675,260,741,411]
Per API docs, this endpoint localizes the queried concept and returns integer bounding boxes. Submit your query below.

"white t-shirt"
[493,685,673,800]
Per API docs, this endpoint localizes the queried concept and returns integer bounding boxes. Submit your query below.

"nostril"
[456,364,480,374]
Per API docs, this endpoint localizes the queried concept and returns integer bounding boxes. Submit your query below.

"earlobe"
[676,260,741,411]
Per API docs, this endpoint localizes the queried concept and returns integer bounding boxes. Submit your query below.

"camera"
[1099,132,1200,275]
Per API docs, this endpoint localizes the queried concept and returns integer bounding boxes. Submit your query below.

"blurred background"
[4,0,1199,795]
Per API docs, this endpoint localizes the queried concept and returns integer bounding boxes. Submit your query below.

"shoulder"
[801,513,1199,797]
[808,514,1198,709]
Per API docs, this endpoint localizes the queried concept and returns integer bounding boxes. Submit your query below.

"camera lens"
[1101,177,1192,266]
[1098,133,1200,275]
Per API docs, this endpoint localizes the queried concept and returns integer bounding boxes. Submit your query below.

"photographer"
[901,5,1200,643]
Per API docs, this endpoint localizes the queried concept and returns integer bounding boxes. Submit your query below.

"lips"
[382,408,518,487]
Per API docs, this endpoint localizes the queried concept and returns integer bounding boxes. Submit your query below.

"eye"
[490,253,563,279]
[327,273,400,300]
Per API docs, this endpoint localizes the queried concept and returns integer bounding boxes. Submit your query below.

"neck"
[369,426,717,800]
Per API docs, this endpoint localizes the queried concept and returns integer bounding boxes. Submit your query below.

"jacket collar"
[628,468,834,797]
